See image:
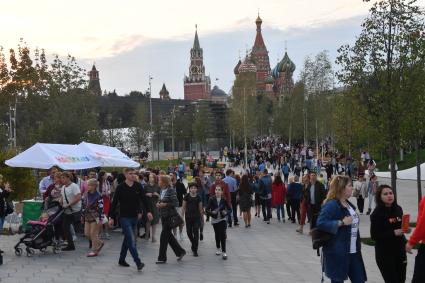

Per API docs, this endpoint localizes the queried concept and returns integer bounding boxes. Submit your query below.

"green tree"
[128,102,150,153]
[337,0,425,194]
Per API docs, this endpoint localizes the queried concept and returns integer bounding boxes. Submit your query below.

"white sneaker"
[215,249,222,255]
[72,235,78,242]
[222,253,228,260]
[179,232,184,241]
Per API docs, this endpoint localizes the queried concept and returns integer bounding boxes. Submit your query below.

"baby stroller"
[14,203,64,256]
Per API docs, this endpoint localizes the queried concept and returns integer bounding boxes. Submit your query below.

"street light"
[171,105,175,160]
[149,75,153,129]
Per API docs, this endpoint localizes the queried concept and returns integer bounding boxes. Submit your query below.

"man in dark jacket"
[259,169,272,223]
[109,168,152,271]
[306,171,326,230]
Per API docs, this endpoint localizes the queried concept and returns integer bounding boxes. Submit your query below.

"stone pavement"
[0,175,422,282]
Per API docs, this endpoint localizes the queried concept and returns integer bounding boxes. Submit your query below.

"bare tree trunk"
[389,140,397,197]
[416,139,422,205]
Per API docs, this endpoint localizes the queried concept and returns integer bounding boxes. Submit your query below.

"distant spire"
[193,25,200,49]
[285,40,288,52]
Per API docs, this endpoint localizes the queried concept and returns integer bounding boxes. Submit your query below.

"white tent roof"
[367,163,425,181]
[5,143,101,170]
[78,142,140,168]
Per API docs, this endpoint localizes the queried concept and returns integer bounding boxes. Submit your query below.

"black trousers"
[376,248,406,283]
[357,195,365,213]
[289,199,301,223]
[212,221,227,252]
[307,205,320,229]
[230,192,238,224]
[62,213,75,248]
[158,219,185,261]
[286,200,292,220]
[261,198,272,221]
[413,244,425,283]
[185,217,200,252]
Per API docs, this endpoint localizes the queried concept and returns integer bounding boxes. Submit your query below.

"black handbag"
[169,213,183,229]
[311,228,333,250]
[5,200,14,215]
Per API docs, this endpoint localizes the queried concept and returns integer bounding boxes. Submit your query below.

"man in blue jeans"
[109,168,153,271]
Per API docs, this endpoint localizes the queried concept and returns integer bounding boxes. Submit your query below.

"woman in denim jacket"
[316,175,367,283]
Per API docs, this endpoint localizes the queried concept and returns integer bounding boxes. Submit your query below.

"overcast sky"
[1,0,424,98]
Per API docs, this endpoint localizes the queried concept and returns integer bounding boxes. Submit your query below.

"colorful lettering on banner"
[55,156,90,163]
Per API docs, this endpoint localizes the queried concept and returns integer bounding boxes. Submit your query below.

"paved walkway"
[0,175,422,282]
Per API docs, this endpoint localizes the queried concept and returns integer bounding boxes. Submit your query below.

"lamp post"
[171,105,175,160]
[149,75,153,129]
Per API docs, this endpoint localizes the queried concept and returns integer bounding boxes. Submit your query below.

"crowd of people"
[0,135,425,282]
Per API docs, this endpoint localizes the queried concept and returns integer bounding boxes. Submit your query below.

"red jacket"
[409,196,425,246]
[272,182,286,207]
[209,180,231,207]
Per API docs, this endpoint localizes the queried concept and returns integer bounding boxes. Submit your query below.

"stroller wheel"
[53,246,60,254]
[15,247,23,256]
[26,248,35,257]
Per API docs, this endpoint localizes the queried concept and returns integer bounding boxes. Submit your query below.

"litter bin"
[22,200,43,230]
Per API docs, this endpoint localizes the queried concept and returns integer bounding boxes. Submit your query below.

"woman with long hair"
[296,174,310,233]
[271,174,286,222]
[371,185,407,283]
[144,173,160,242]
[316,175,367,283]
[238,174,253,227]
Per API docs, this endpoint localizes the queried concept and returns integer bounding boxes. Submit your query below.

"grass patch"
[375,148,425,171]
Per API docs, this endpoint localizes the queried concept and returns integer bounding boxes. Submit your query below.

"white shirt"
[347,205,359,253]
[61,183,82,214]
[310,184,315,205]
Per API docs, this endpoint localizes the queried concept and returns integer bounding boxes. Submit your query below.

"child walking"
[206,186,231,260]
[83,178,104,257]
[182,182,203,257]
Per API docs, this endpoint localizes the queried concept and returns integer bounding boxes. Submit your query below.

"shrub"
[0,149,37,201]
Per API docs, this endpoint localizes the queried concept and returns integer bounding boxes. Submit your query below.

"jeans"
[212,221,227,252]
[275,204,284,221]
[158,218,185,261]
[0,217,4,230]
[230,192,238,224]
[185,217,200,252]
[262,198,272,221]
[330,252,366,283]
[119,217,141,265]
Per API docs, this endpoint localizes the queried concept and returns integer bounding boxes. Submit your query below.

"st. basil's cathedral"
[233,14,296,100]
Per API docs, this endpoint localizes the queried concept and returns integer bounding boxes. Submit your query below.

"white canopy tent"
[5,143,101,170]
[367,163,425,181]
[77,142,140,168]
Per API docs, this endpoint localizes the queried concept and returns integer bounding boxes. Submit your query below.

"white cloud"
[0,0,385,59]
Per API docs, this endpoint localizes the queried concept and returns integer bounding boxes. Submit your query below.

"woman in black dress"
[370,184,408,283]
[238,175,253,228]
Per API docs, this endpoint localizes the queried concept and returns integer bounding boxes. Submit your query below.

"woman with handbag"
[316,175,367,283]
[206,185,231,260]
[156,174,186,264]
[60,172,82,251]
[83,179,105,257]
